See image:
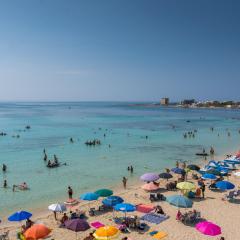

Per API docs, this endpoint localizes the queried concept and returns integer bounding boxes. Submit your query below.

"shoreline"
[1,149,236,236]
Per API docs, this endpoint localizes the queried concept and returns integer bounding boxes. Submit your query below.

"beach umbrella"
[196,221,221,236]
[153,231,168,239]
[166,195,193,208]
[234,172,240,177]
[141,182,159,191]
[95,189,113,197]
[171,167,185,175]
[24,224,51,240]
[187,164,200,171]
[114,203,136,212]
[65,219,90,232]
[93,226,119,240]
[80,192,99,201]
[236,152,240,159]
[140,173,160,182]
[216,181,235,190]
[201,173,217,180]
[8,211,32,222]
[206,169,221,176]
[48,203,66,212]
[159,172,173,180]
[102,196,124,207]
[177,182,196,191]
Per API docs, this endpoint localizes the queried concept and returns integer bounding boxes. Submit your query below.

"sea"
[0,102,240,217]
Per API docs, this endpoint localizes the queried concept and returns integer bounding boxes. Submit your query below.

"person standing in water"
[3,180,7,188]
[176,161,179,168]
[2,164,7,172]
[130,166,133,173]
[122,177,127,189]
[68,186,73,199]
[210,146,215,155]
[54,155,58,164]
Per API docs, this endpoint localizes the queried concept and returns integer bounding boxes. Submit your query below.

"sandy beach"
[1,153,240,240]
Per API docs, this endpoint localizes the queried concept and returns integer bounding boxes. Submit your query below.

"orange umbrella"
[24,224,51,240]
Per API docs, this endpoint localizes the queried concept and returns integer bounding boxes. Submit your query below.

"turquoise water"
[0,102,240,216]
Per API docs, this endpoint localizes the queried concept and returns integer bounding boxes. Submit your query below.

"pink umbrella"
[196,221,221,236]
[141,182,159,191]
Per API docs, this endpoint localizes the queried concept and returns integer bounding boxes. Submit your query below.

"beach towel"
[141,213,169,224]
[137,204,155,213]
[91,221,105,229]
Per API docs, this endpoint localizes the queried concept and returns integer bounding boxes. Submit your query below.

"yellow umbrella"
[177,181,195,191]
[93,226,119,240]
[153,231,168,239]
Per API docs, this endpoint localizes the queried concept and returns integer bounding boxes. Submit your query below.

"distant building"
[181,99,195,105]
[160,98,169,105]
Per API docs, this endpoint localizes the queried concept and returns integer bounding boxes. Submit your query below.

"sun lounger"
[141,213,169,224]
[149,193,165,202]
[0,230,9,240]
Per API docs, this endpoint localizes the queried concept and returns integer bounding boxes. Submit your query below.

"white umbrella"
[48,203,66,212]
[234,172,240,177]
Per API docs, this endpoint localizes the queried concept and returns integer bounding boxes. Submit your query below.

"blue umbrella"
[171,167,185,175]
[201,173,217,180]
[166,195,193,208]
[114,203,136,212]
[159,172,173,179]
[216,181,235,190]
[8,211,32,222]
[206,169,222,176]
[102,196,124,207]
[80,192,99,201]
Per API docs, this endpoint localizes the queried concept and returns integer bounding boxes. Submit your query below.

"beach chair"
[156,193,165,201]
[88,207,96,216]
[118,224,131,233]
[149,193,157,202]
[0,230,9,240]
[226,191,235,201]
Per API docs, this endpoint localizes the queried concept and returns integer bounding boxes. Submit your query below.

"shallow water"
[0,102,240,216]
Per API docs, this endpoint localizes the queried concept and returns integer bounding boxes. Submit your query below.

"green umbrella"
[95,189,113,197]
[166,195,193,208]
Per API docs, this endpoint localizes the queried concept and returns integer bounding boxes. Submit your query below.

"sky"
[0,0,239,102]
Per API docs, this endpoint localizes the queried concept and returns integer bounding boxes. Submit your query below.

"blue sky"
[0,0,239,101]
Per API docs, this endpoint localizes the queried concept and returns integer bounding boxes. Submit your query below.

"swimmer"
[2,164,7,172]
[3,180,7,188]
